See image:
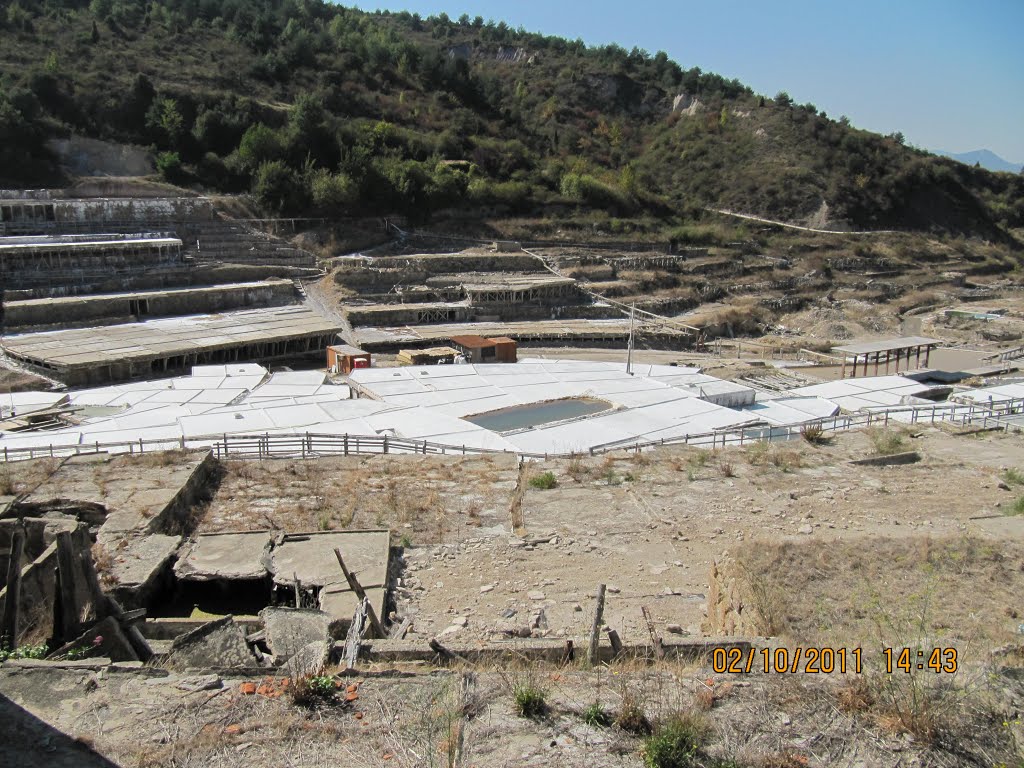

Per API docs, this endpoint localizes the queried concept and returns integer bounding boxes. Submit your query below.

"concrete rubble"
[166,616,258,671]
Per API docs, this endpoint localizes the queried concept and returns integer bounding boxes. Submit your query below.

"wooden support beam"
[587,584,607,667]
[55,531,81,642]
[1,526,25,649]
[333,548,386,639]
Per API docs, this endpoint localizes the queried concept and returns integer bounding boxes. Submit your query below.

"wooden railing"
[1,398,1020,464]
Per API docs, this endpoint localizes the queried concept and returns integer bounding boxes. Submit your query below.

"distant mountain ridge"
[937,149,1022,174]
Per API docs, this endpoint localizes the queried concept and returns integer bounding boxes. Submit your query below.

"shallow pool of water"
[465,398,611,432]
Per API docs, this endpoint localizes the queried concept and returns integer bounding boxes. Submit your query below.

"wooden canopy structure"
[833,336,941,379]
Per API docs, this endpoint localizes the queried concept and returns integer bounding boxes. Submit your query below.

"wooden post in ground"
[292,572,302,608]
[333,548,385,638]
[1,526,25,649]
[641,606,666,661]
[587,584,607,667]
[606,628,624,658]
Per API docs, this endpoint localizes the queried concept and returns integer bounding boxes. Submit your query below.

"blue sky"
[347,0,1024,162]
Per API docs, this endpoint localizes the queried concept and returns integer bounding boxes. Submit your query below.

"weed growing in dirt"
[1003,468,1024,486]
[0,643,48,662]
[0,466,15,495]
[632,451,651,467]
[745,441,770,465]
[291,674,337,707]
[800,422,827,444]
[582,702,613,728]
[642,711,709,768]
[1008,496,1024,516]
[867,428,905,455]
[735,559,788,636]
[529,471,558,490]
[603,468,623,486]
[566,454,590,482]
[718,458,735,478]
[616,689,652,735]
[770,449,802,472]
[91,543,118,588]
[513,682,548,719]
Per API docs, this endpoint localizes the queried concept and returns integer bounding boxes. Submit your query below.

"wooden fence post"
[2,526,26,649]
[587,584,607,667]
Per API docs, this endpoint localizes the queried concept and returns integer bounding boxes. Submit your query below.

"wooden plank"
[55,531,81,642]
[389,616,412,640]
[333,548,386,639]
[587,584,607,667]
[428,637,471,665]
[343,598,367,670]
[1,526,25,649]
[641,606,666,661]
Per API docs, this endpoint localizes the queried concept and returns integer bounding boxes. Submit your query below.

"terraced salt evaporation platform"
[465,397,612,432]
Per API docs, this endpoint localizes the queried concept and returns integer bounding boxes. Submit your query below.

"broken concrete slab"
[270,530,390,631]
[25,451,215,539]
[320,584,386,636]
[172,674,223,692]
[166,616,257,671]
[48,616,138,663]
[270,531,390,589]
[284,640,330,679]
[849,451,922,466]
[174,531,274,582]
[261,607,331,661]
[106,533,181,610]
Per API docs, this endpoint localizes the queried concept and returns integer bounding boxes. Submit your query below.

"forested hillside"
[1,0,1021,235]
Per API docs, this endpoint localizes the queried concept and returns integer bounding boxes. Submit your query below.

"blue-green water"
[465,398,610,432]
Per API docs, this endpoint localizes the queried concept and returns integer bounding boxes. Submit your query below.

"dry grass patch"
[731,536,1024,648]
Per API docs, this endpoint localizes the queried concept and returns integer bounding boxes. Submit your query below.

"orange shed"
[327,344,371,375]
[489,337,518,363]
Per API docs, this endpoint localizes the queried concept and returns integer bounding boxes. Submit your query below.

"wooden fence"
[1,397,1020,465]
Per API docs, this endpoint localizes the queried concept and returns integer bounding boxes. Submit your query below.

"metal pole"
[626,303,635,375]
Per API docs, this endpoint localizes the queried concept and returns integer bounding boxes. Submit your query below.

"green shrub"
[513,682,548,719]
[290,674,337,706]
[155,151,183,182]
[0,643,48,663]
[582,702,612,728]
[642,712,709,768]
[867,428,905,456]
[529,471,557,490]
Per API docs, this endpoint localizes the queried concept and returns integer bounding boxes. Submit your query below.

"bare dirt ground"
[197,426,1024,652]
[4,652,1021,768]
